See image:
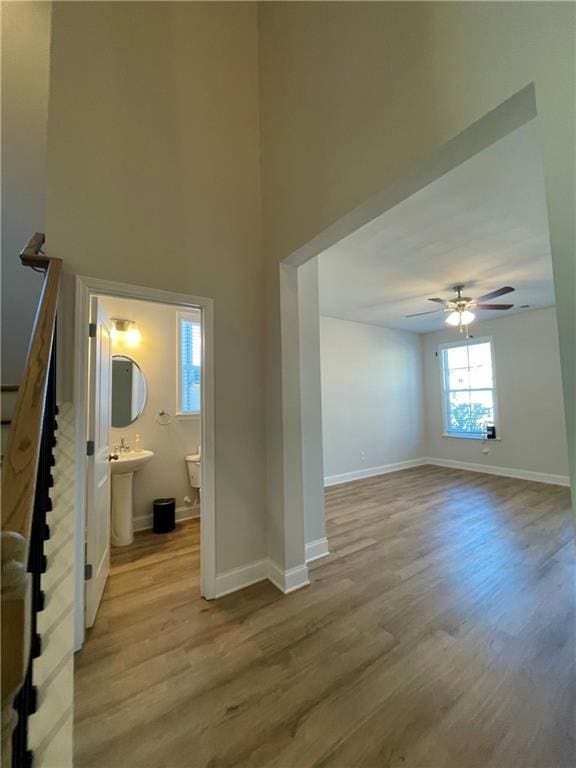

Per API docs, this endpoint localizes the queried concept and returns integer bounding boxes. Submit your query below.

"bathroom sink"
[110,450,154,547]
[111,449,154,475]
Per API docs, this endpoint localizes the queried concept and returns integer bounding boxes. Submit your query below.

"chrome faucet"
[113,434,130,453]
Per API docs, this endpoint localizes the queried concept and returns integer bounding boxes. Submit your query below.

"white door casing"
[74,276,216,649]
[85,297,113,628]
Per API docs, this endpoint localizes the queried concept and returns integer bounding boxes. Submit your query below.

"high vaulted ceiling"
[317,121,555,333]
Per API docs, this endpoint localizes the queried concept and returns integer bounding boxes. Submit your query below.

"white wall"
[100,296,202,531]
[320,316,425,482]
[320,307,569,485]
[423,307,569,478]
[1,2,51,382]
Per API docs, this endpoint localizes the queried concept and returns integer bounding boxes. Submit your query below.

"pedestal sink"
[110,450,154,546]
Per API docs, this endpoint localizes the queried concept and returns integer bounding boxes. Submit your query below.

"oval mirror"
[111,355,147,427]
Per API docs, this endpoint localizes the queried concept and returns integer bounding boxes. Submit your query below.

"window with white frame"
[178,313,201,414]
[440,338,497,438]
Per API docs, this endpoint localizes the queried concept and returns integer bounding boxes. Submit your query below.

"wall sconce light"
[111,318,141,347]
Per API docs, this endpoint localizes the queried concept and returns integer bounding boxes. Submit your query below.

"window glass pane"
[180,319,201,413]
[469,342,492,388]
[468,342,491,369]
[469,365,492,389]
[448,391,472,433]
[469,390,494,431]
[448,368,470,390]
[446,345,468,369]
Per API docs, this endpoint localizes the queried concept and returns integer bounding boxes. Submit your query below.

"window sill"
[442,433,501,441]
[176,412,201,420]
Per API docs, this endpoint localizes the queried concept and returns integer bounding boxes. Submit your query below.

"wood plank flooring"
[74,466,576,767]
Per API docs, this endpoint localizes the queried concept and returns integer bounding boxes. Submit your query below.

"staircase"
[1,234,74,768]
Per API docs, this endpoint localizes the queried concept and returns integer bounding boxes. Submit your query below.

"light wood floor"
[75,466,576,768]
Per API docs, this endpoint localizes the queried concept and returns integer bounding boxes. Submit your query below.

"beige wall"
[1,2,51,382]
[100,296,202,529]
[259,3,574,266]
[259,3,576,542]
[320,317,425,480]
[46,2,266,573]
[424,308,569,477]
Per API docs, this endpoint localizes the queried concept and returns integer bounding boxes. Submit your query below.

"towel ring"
[155,409,172,426]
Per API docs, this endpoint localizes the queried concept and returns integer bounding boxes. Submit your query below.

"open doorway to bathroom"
[73,277,215,650]
[104,298,202,541]
[93,296,202,621]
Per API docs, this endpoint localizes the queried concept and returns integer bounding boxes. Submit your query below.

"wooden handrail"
[1,233,62,707]
[19,231,46,268]
[2,251,62,538]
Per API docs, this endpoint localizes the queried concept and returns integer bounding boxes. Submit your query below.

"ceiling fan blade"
[428,298,451,305]
[475,303,514,310]
[475,286,515,302]
[406,309,443,317]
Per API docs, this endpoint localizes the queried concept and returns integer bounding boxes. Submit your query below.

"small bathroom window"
[177,311,202,415]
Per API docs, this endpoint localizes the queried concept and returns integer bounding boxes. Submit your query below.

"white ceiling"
[317,121,555,333]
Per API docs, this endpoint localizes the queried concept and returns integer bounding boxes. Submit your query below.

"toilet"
[185,448,201,497]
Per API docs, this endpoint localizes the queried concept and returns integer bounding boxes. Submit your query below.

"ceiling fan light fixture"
[460,309,475,325]
[445,311,461,326]
[407,285,515,326]
[445,308,475,327]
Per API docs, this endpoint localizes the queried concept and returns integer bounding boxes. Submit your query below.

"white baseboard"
[133,504,200,533]
[214,557,310,598]
[424,457,570,487]
[324,458,427,487]
[324,457,570,489]
[215,558,269,598]
[305,537,330,563]
[267,559,310,594]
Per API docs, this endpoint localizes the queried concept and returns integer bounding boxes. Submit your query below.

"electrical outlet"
[481,447,489,455]
[360,451,366,462]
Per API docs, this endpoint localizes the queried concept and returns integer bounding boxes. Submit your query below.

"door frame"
[73,275,216,650]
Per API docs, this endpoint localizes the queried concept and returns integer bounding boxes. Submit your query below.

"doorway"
[277,83,574,560]
[73,276,215,648]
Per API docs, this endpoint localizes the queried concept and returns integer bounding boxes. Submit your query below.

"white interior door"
[85,297,113,628]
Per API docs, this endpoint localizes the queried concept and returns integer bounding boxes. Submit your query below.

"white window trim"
[439,335,500,440]
[176,309,202,417]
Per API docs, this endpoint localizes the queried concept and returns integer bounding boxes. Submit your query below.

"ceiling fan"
[406,284,515,336]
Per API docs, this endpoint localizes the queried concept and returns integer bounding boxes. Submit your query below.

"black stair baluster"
[12,324,58,768]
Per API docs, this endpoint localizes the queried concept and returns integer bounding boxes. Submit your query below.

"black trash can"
[153,498,176,534]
